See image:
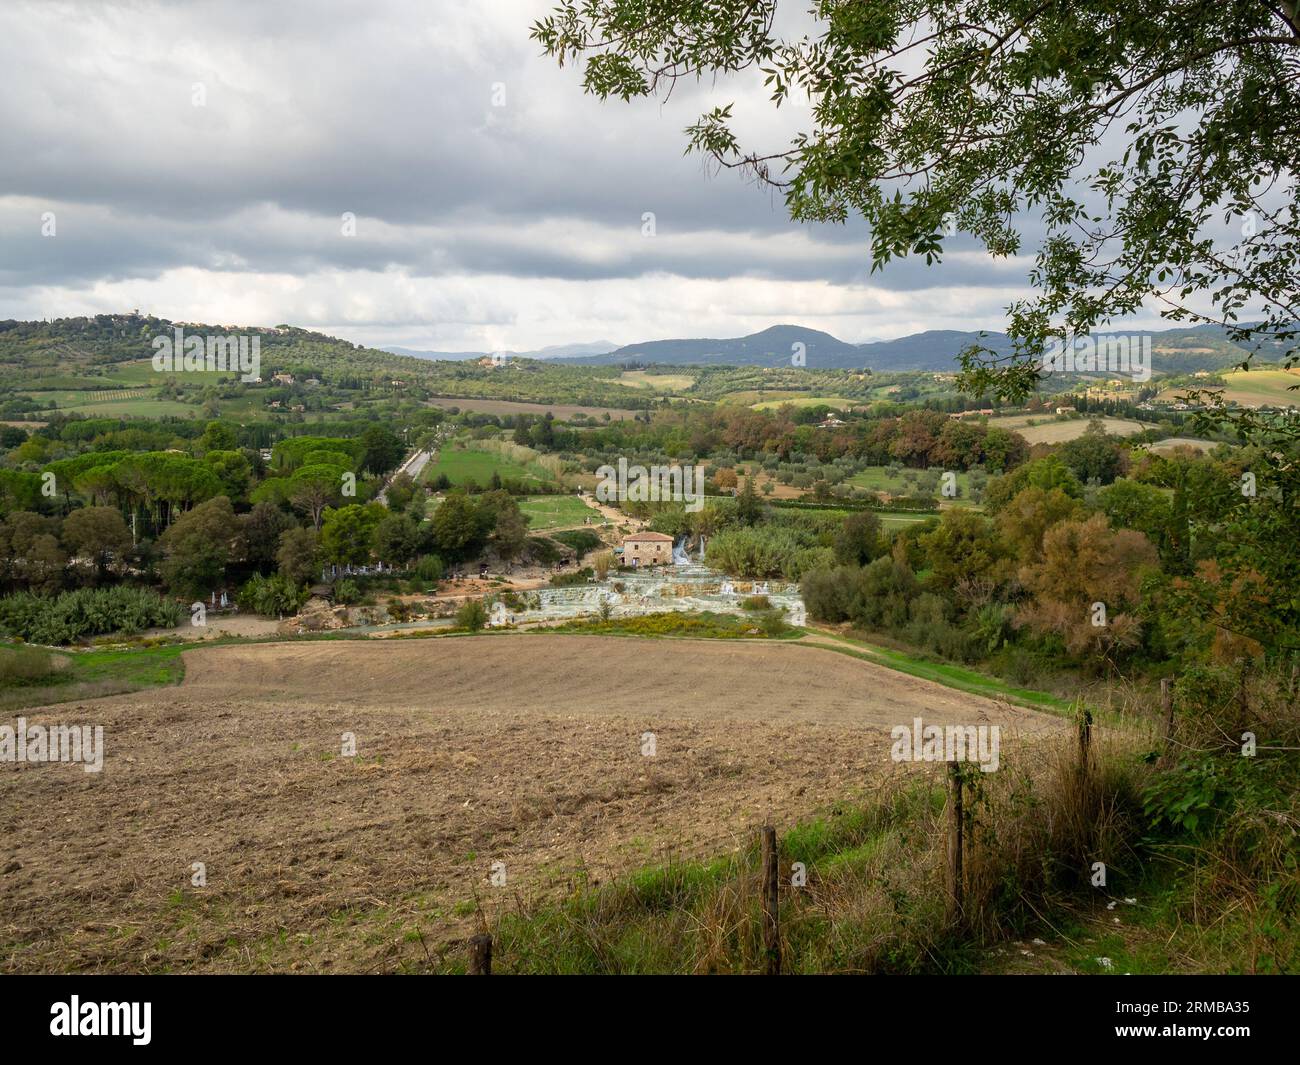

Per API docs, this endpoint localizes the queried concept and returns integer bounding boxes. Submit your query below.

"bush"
[0,587,183,645]
[705,526,803,579]
[846,556,917,629]
[990,645,1048,686]
[334,579,362,605]
[550,567,594,587]
[237,573,308,618]
[0,645,60,684]
[414,554,445,582]
[550,529,603,557]
[742,594,771,611]
[801,567,851,623]
[933,621,982,663]
[456,598,488,631]
[528,537,562,565]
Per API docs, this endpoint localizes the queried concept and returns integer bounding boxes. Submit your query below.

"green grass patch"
[878,511,941,530]
[750,395,855,411]
[56,398,200,418]
[848,464,976,501]
[518,495,598,529]
[423,448,554,488]
[806,629,1072,713]
[0,641,187,710]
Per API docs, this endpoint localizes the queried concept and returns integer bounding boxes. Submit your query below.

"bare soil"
[0,635,1061,973]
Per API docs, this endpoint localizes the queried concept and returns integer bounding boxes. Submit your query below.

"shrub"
[0,587,183,645]
[414,554,445,582]
[705,526,803,579]
[742,595,771,611]
[550,568,594,587]
[801,567,851,623]
[845,556,917,629]
[334,579,362,605]
[528,537,562,565]
[0,645,60,684]
[991,645,1048,686]
[237,573,308,618]
[550,529,603,557]
[456,598,488,631]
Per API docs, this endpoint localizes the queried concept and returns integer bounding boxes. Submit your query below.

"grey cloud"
[0,0,1046,341]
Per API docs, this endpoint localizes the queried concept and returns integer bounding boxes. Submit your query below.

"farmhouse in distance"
[619,531,674,567]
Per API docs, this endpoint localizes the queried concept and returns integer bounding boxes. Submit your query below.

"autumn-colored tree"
[919,508,1008,591]
[1017,513,1158,663]
[888,410,947,468]
[995,486,1085,563]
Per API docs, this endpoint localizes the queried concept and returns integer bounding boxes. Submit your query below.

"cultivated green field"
[518,494,600,529]
[847,465,975,499]
[1146,436,1220,454]
[103,358,238,386]
[616,370,695,392]
[750,395,856,411]
[773,504,938,531]
[423,447,555,487]
[986,413,1146,444]
[55,398,202,418]
[879,511,941,531]
[1216,368,1300,407]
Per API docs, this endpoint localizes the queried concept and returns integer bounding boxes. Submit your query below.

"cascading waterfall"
[521,563,803,623]
[358,562,806,634]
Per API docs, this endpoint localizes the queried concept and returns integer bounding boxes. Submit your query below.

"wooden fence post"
[1078,706,1093,765]
[467,933,492,975]
[760,825,780,976]
[947,762,964,927]
[1161,677,1174,760]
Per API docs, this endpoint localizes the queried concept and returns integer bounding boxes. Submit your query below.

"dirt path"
[0,635,1062,973]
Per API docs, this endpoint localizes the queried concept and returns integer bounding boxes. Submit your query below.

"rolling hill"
[556,322,1290,375]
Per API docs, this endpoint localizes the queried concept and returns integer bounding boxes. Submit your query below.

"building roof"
[623,532,674,542]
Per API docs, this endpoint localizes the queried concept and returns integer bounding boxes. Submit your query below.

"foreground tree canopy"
[533,0,1300,401]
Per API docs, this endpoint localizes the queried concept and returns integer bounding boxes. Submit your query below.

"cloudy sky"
[1,0,1164,351]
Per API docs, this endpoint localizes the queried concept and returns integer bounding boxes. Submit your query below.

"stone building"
[620,531,674,568]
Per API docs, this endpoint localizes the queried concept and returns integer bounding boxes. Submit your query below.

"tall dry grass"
[461,662,1297,973]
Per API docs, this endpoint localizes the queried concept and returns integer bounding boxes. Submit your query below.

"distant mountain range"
[389,322,1283,375]
[385,340,618,362]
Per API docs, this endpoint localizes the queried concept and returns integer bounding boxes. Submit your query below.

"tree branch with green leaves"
[532,0,1300,405]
